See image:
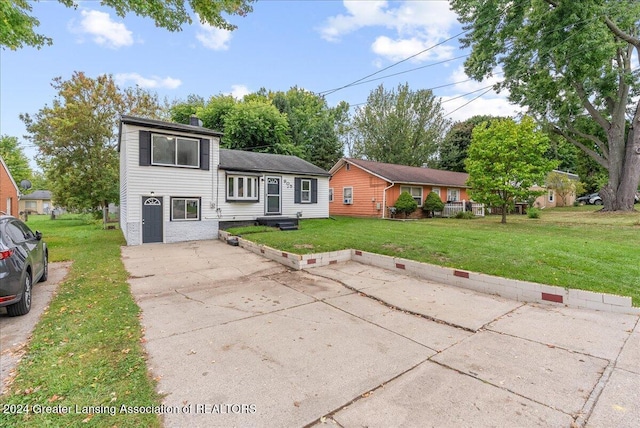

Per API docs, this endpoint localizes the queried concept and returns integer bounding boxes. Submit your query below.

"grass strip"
[228,207,640,306]
[1,215,162,427]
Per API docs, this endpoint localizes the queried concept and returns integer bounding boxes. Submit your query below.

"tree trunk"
[501,204,507,224]
[602,110,640,211]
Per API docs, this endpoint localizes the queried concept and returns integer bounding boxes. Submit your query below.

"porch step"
[278,222,298,231]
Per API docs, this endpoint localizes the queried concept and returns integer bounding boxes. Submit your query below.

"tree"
[351,83,450,167]
[169,94,205,125]
[21,72,165,212]
[546,171,585,207]
[0,135,32,186]
[451,0,640,212]
[438,115,497,172]
[394,191,418,218]
[465,117,557,224]
[422,191,444,218]
[270,87,346,170]
[1,0,255,50]
[223,100,297,155]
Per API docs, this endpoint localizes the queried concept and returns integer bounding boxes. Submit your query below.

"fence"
[441,200,485,217]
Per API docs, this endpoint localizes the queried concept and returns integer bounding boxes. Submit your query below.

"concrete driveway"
[122,240,639,428]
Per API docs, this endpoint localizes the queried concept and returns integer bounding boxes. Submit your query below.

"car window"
[5,222,26,244]
[14,220,35,240]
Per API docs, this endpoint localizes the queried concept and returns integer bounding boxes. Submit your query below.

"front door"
[265,176,281,215]
[142,196,163,243]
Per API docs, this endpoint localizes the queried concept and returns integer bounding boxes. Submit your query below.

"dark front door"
[142,196,163,243]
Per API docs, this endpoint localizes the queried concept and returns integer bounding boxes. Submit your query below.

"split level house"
[118,115,330,245]
[0,156,19,217]
[329,158,471,218]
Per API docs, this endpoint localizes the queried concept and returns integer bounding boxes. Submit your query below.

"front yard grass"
[1,215,161,427]
[229,206,640,306]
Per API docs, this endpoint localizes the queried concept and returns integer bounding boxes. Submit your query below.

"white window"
[152,134,199,168]
[447,189,460,202]
[400,186,423,206]
[329,188,334,202]
[432,187,441,197]
[171,198,200,221]
[301,179,311,203]
[548,190,554,202]
[343,187,353,204]
[227,175,259,201]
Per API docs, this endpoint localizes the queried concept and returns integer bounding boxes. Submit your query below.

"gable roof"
[219,149,330,176]
[118,115,223,152]
[332,158,469,188]
[0,155,19,194]
[21,190,52,200]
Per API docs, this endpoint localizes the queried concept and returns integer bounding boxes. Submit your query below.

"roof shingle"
[346,158,469,187]
[219,149,330,176]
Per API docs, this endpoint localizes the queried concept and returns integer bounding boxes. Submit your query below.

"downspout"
[381,181,394,219]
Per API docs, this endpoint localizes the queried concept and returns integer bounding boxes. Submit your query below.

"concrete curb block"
[218,231,639,315]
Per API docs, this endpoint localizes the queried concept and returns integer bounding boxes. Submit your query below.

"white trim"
[171,197,200,221]
[343,186,353,205]
[400,185,423,207]
[301,179,312,203]
[227,175,259,201]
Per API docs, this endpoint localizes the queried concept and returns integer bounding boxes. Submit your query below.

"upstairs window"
[152,134,199,168]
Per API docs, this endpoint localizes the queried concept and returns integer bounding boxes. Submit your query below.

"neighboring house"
[0,156,19,216]
[329,158,471,218]
[19,190,53,214]
[118,115,330,245]
[532,170,580,209]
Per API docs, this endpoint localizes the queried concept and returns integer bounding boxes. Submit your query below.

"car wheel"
[7,272,32,317]
[594,199,603,205]
[39,251,48,282]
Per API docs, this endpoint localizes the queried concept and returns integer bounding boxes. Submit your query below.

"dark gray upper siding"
[219,149,330,176]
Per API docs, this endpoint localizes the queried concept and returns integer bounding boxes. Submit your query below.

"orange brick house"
[0,156,19,216]
[328,158,471,218]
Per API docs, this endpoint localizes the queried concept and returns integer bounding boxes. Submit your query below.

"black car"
[0,215,48,316]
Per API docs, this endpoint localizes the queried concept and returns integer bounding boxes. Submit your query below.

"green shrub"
[423,191,445,217]
[454,210,476,219]
[394,191,418,218]
[527,207,541,219]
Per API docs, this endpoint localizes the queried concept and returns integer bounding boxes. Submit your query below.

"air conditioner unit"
[344,198,353,205]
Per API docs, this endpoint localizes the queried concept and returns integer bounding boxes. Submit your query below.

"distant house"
[0,156,19,216]
[532,170,580,208]
[19,190,53,215]
[328,158,471,218]
[118,115,330,245]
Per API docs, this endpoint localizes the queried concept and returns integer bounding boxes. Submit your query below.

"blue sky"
[1,1,522,165]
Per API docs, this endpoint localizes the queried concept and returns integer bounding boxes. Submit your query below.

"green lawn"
[229,206,640,306]
[1,215,161,427]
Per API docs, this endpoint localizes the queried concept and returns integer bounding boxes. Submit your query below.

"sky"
[0,0,523,167]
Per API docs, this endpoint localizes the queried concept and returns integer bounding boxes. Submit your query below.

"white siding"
[120,122,220,245]
[216,171,329,220]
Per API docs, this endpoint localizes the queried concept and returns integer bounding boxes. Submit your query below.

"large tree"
[451,0,640,211]
[1,0,254,50]
[222,100,297,155]
[0,135,32,186]
[438,115,497,172]
[21,72,165,212]
[351,83,450,167]
[466,117,557,224]
[270,87,347,171]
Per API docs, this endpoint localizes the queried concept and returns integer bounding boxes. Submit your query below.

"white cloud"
[196,24,232,50]
[320,1,458,62]
[114,73,182,89]
[72,10,133,49]
[226,84,251,100]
